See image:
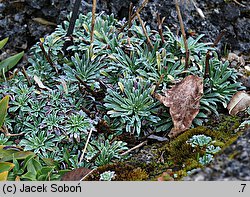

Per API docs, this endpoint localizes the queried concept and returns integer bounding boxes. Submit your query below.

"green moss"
[216,115,240,133]
[85,163,148,181]
[184,158,202,171]
[228,151,240,160]
[150,115,242,180]
[103,115,243,181]
[157,126,215,165]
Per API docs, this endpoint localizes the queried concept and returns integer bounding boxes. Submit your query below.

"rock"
[0,3,6,13]
[0,0,249,54]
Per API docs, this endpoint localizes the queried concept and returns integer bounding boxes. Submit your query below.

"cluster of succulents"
[186,134,221,165]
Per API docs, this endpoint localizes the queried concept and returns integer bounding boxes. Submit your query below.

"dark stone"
[0,0,249,56]
[0,3,6,13]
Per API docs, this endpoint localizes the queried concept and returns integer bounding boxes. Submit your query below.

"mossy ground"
[84,163,148,181]
[86,114,246,181]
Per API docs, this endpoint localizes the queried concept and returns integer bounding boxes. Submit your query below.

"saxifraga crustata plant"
[0,11,246,177]
[104,78,160,136]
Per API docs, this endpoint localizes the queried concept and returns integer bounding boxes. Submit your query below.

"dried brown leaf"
[61,167,92,181]
[155,75,203,138]
[227,91,250,115]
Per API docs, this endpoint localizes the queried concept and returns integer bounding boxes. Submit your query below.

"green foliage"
[203,56,244,106]
[239,107,250,129]
[104,78,160,136]
[0,37,24,79]
[0,162,15,173]
[0,145,67,181]
[0,133,11,145]
[195,56,245,125]
[64,48,105,89]
[0,52,24,77]
[0,145,35,162]
[86,136,128,166]
[186,134,221,165]
[19,131,60,154]
[0,95,9,128]
[186,134,212,147]
[0,11,247,179]
[163,26,213,57]
[179,34,213,56]
[0,38,9,50]
[99,170,116,181]
[66,113,95,142]
[198,154,213,165]
[0,162,15,181]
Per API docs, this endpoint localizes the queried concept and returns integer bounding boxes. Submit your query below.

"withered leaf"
[155,75,203,138]
[33,75,51,91]
[61,167,92,181]
[227,91,250,115]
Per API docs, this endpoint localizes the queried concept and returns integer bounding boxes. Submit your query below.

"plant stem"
[78,128,93,165]
[63,0,82,53]
[121,140,148,156]
[66,0,81,37]
[39,42,58,73]
[21,66,32,87]
[119,0,148,33]
[136,12,153,49]
[157,13,165,43]
[128,2,133,37]
[90,0,97,43]
[175,0,189,69]
[212,29,226,47]
[232,0,246,7]
[204,51,211,80]
[0,126,24,137]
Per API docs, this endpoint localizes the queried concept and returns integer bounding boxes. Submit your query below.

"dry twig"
[119,0,148,33]
[204,51,211,80]
[90,0,97,43]
[212,29,226,47]
[21,66,32,87]
[175,0,189,69]
[39,42,58,73]
[157,13,165,43]
[121,140,148,156]
[80,168,97,181]
[0,126,24,137]
[78,128,93,165]
[128,2,134,37]
[232,0,246,7]
[136,12,153,49]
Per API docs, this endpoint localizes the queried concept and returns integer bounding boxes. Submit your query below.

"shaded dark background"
[0,0,249,55]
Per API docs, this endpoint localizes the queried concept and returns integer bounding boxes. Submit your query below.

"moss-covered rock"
[85,163,148,181]
[122,114,244,181]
